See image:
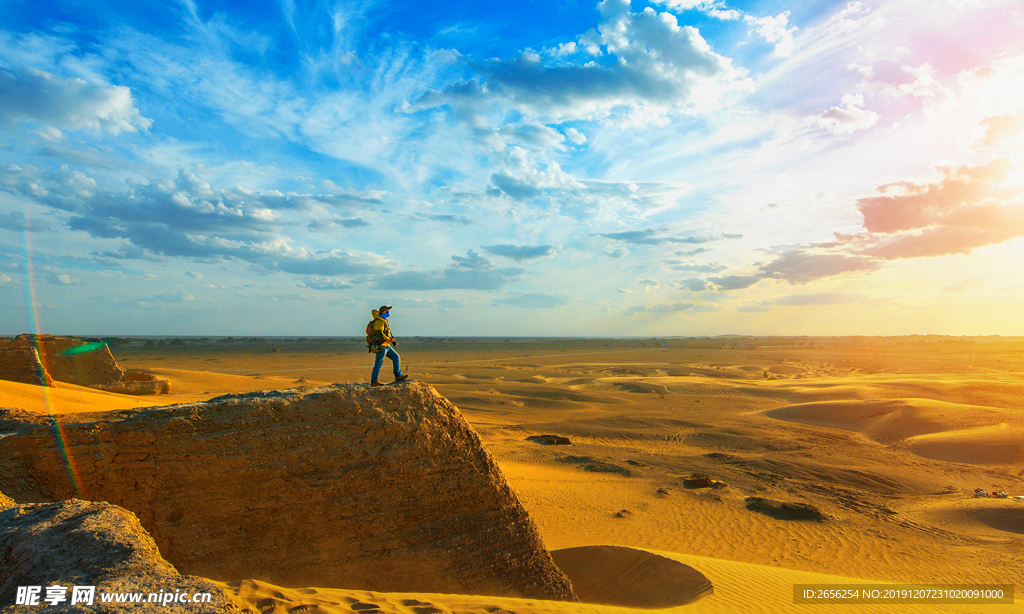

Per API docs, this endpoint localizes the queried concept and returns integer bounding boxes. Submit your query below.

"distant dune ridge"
[0,381,577,601]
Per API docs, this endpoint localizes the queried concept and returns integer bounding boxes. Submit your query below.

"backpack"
[365,320,383,353]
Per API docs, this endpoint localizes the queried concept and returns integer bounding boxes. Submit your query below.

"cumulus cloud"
[974,108,1024,149]
[451,249,495,269]
[489,148,583,200]
[639,278,660,291]
[494,122,567,150]
[678,278,713,291]
[897,63,955,115]
[483,243,559,262]
[0,273,10,285]
[44,272,82,285]
[0,164,393,277]
[184,271,203,279]
[0,68,152,134]
[745,12,798,58]
[413,0,752,124]
[758,251,879,283]
[856,158,1020,235]
[649,0,741,17]
[564,127,587,145]
[723,155,1024,288]
[811,93,879,135]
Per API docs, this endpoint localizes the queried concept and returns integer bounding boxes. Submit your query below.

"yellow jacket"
[369,310,392,347]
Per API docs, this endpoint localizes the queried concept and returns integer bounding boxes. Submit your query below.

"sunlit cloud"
[1,0,1022,335]
[0,68,151,134]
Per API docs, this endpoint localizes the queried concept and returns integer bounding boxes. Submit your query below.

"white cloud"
[639,278,660,291]
[898,63,955,115]
[565,127,587,145]
[489,147,584,200]
[45,272,82,285]
[0,68,151,134]
[650,0,742,20]
[415,0,753,124]
[810,93,879,135]
[745,12,798,58]
[0,273,11,284]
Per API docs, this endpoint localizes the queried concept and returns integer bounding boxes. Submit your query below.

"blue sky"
[1,0,1023,336]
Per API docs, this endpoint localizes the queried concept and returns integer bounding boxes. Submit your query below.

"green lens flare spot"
[60,341,108,356]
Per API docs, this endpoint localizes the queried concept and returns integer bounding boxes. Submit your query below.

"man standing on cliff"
[367,305,409,386]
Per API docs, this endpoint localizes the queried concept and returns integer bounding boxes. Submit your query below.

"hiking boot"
[371,381,384,387]
[394,374,409,382]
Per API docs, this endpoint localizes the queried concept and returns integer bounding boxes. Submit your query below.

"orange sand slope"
[766,398,1024,465]
[0,367,327,414]
[217,546,1015,614]
[0,379,163,414]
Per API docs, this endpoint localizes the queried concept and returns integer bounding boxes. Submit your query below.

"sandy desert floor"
[4,336,1023,613]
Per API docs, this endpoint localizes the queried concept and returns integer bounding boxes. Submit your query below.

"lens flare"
[23,208,85,498]
[60,341,109,356]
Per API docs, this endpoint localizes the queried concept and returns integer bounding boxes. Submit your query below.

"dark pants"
[371,346,401,382]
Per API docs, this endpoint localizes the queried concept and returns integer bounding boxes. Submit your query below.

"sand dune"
[5,338,1024,614]
[912,499,1024,538]
[765,398,1023,455]
[549,546,712,607]
[0,378,162,414]
[216,548,1011,614]
[904,423,1024,465]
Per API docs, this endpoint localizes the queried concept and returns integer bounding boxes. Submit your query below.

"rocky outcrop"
[526,434,571,445]
[0,347,53,386]
[0,382,576,601]
[0,336,168,395]
[0,495,234,613]
[92,372,171,395]
[4,335,124,386]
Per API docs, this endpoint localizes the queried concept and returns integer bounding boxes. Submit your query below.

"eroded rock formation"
[0,335,168,395]
[0,493,234,613]
[0,347,53,387]
[3,335,124,386]
[0,382,576,601]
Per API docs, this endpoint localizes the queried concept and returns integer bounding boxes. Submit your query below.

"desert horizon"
[2,333,1022,613]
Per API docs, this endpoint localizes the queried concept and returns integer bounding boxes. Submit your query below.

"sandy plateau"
[3,336,1023,613]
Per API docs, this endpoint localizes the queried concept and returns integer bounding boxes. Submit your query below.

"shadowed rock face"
[0,382,577,601]
[0,347,53,386]
[0,336,169,395]
[0,495,234,614]
[3,335,124,387]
